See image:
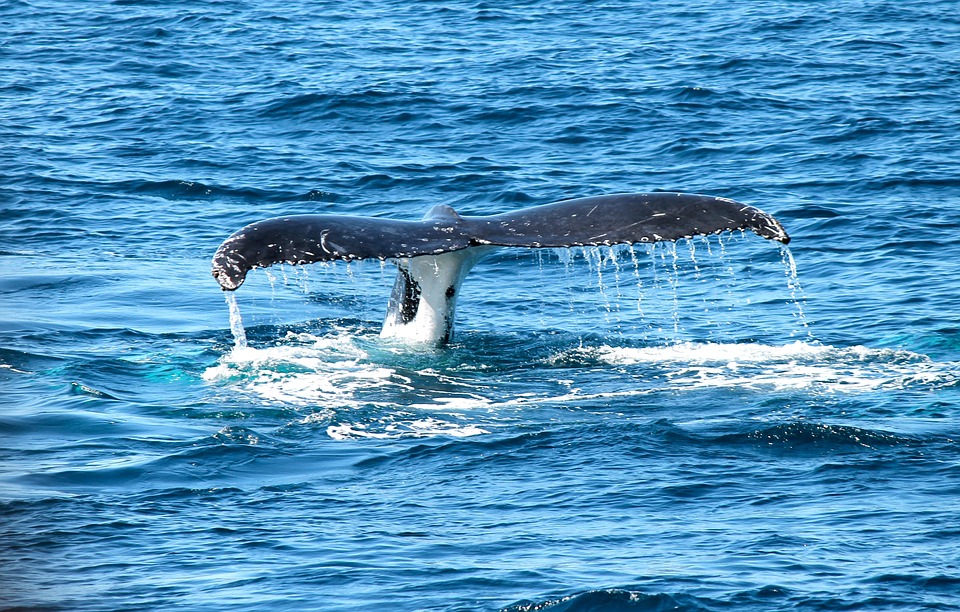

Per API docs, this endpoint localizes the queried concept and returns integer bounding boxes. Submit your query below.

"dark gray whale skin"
[211,192,790,291]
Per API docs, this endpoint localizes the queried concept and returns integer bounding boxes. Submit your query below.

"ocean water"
[3,0,960,610]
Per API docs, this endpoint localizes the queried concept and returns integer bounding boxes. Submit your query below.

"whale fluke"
[211,192,790,344]
[212,193,788,290]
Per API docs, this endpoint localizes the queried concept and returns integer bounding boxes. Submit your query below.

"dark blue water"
[3,1,960,610]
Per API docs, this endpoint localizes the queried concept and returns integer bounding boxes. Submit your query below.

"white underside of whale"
[380,246,496,345]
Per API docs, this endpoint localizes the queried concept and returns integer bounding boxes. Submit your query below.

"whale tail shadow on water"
[211,192,790,345]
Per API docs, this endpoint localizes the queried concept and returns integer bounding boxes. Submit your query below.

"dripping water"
[223,237,807,348]
[781,245,811,336]
[534,250,549,330]
[224,291,248,349]
[557,247,577,314]
[663,242,681,336]
[588,246,618,320]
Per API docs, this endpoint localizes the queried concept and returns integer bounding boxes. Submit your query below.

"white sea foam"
[203,331,397,406]
[581,341,953,393]
[203,331,499,439]
[205,332,957,439]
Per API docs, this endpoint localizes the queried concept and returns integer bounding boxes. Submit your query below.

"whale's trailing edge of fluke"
[211,192,789,291]
[211,192,790,345]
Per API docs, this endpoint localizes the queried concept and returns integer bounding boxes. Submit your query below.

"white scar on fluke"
[211,192,790,345]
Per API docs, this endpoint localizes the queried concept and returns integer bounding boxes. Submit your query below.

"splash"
[582,341,957,393]
[203,330,385,403]
[204,326,960,443]
[203,331,496,440]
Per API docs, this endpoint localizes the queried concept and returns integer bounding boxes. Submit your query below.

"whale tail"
[379,204,497,344]
[211,192,790,345]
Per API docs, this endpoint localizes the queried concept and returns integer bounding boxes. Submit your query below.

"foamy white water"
[586,341,955,393]
[203,330,960,441]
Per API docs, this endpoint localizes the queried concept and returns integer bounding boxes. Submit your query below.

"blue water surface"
[3,1,960,610]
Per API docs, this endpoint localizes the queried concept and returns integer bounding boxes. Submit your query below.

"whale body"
[212,192,790,345]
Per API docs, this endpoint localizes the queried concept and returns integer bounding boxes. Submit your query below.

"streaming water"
[224,291,248,349]
[780,246,811,335]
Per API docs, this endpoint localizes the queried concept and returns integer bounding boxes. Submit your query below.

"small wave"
[503,589,711,612]
[728,421,914,450]
[326,418,489,441]
[504,581,947,612]
[122,179,273,201]
[212,425,267,446]
[69,381,120,400]
[259,89,440,121]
